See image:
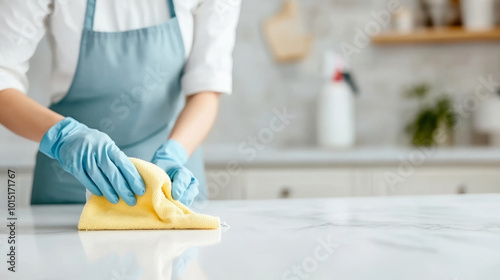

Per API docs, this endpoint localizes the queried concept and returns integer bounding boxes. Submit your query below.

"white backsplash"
[205,0,500,148]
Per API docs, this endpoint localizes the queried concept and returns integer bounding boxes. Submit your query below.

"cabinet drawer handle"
[280,187,291,199]
[457,184,467,194]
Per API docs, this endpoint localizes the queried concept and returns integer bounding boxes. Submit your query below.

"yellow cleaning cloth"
[78,158,220,230]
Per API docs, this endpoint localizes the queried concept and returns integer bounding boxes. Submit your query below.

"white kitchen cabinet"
[243,168,354,199]
[371,167,500,196]
[205,166,500,200]
[3,165,500,203]
[204,169,247,200]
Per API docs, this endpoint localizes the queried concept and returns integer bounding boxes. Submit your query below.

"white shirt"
[0,0,241,102]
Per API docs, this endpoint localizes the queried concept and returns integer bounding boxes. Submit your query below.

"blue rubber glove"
[39,117,146,206]
[151,140,199,206]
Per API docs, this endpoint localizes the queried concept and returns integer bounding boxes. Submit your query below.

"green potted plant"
[404,84,457,146]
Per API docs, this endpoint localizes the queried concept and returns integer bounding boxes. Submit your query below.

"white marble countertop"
[3,145,500,169]
[1,194,500,280]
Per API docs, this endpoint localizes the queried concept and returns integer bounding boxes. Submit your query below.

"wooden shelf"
[371,27,500,45]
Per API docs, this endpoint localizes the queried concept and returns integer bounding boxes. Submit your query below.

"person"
[0,0,241,206]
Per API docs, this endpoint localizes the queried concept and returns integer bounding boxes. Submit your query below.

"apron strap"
[83,0,176,31]
[168,0,176,18]
[83,0,97,31]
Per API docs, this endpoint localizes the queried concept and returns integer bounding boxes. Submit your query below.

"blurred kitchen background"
[2,0,500,204]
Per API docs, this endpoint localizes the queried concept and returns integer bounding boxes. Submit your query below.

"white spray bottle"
[317,52,356,148]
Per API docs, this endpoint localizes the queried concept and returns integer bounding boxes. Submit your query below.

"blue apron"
[31,0,206,204]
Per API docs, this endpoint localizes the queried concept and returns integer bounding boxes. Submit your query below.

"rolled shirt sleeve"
[0,0,51,94]
[181,0,241,96]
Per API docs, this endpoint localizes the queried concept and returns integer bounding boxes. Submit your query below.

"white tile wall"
[205,0,500,148]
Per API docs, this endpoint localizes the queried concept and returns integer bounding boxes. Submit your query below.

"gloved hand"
[151,139,199,206]
[39,117,146,206]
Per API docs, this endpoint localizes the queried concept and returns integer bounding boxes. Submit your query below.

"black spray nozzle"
[342,72,359,95]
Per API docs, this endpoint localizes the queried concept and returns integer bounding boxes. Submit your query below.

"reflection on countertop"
[79,229,220,279]
[1,194,500,279]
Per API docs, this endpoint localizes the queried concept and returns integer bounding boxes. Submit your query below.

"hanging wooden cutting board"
[263,0,312,62]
